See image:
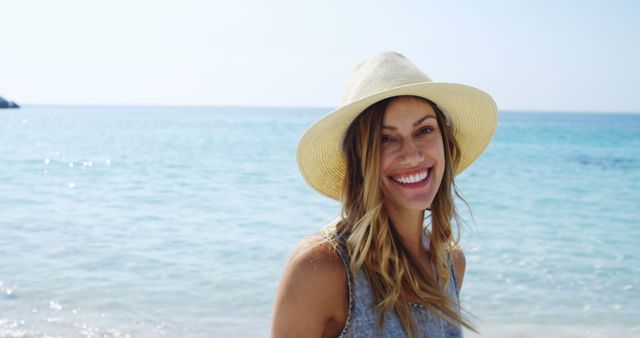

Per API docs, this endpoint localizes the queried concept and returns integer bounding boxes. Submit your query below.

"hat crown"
[339,51,432,106]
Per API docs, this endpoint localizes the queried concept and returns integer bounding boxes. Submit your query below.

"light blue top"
[333,235,464,338]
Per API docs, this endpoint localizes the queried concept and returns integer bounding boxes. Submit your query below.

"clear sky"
[1,0,639,112]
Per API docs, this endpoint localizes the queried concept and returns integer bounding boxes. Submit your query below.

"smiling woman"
[271,52,498,338]
[379,97,445,213]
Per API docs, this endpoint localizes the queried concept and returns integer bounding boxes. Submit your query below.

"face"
[379,96,445,212]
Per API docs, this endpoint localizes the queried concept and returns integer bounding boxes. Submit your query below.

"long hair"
[327,95,478,337]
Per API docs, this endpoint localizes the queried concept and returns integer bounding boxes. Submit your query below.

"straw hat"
[297,51,498,200]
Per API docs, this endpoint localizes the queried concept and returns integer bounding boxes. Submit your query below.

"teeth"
[392,171,428,184]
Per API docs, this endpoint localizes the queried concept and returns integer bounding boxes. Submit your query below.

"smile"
[390,169,429,185]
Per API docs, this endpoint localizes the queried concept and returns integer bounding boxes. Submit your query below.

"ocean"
[1,106,638,337]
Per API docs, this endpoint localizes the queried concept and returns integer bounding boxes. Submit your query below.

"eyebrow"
[382,115,436,130]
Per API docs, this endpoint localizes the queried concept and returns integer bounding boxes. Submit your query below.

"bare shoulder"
[449,243,466,292]
[271,236,348,338]
[286,237,347,286]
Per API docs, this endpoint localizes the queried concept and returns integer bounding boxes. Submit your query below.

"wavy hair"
[326,95,478,337]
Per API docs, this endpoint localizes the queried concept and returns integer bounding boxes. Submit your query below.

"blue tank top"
[333,234,464,338]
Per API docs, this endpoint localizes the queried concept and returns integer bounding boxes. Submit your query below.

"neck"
[386,204,426,259]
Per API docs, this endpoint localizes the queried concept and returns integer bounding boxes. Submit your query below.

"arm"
[271,241,347,338]
[450,246,466,293]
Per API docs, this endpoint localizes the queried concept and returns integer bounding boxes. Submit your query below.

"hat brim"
[297,82,498,201]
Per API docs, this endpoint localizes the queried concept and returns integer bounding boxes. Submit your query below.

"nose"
[398,139,424,165]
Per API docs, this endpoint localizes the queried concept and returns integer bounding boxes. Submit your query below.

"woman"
[271,52,498,338]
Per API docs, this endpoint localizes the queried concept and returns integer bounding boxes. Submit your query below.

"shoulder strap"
[331,233,354,338]
[447,250,460,299]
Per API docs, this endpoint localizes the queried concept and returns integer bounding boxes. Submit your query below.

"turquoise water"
[1,106,638,337]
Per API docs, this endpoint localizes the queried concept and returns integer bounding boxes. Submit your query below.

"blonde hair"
[326,95,478,337]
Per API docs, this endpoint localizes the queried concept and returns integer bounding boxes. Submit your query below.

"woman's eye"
[381,135,393,144]
[417,126,434,135]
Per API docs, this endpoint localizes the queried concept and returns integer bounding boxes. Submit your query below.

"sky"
[1,0,639,112]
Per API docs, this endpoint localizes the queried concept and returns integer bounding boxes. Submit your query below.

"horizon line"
[7,103,640,115]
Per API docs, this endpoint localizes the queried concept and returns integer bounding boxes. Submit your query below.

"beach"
[1,106,638,337]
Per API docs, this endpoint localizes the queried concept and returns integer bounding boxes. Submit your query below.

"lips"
[391,170,428,184]
[388,167,431,188]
